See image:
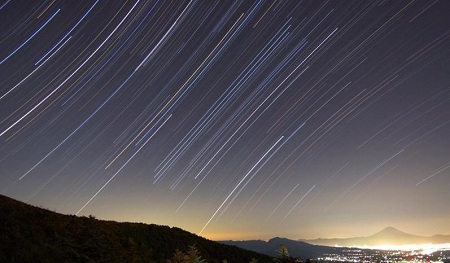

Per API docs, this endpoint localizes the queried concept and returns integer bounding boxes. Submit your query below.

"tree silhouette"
[275,244,298,263]
[167,245,206,263]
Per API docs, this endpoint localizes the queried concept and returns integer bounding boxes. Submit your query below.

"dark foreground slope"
[0,194,271,263]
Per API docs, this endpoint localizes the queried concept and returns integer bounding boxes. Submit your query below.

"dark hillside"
[221,237,342,259]
[0,194,271,263]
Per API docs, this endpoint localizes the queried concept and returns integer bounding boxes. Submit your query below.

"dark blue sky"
[1,0,449,240]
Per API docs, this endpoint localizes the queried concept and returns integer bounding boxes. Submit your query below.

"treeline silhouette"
[0,194,274,263]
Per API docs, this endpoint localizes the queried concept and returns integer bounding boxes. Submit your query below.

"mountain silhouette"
[0,194,271,263]
[302,226,450,247]
[220,237,343,259]
[221,228,450,259]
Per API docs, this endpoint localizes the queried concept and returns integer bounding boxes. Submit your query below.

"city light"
[359,243,450,255]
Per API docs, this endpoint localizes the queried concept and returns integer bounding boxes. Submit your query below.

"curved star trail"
[1,0,449,240]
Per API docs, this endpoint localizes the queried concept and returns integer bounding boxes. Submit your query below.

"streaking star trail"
[1,0,449,240]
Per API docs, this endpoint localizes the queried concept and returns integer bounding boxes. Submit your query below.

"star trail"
[1,0,449,240]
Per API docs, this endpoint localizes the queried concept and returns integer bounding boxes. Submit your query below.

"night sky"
[1,0,450,241]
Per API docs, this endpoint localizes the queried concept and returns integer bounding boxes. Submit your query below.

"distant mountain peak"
[376,226,407,235]
[381,226,399,232]
[301,226,450,247]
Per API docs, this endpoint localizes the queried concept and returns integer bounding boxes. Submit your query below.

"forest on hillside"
[0,194,283,263]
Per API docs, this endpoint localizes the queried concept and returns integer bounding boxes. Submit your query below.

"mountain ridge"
[220,227,450,258]
[0,194,271,263]
[301,226,450,247]
[219,237,343,259]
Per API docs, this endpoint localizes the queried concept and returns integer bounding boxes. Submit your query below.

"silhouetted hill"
[301,226,450,247]
[220,237,342,259]
[0,194,272,263]
[221,229,450,259]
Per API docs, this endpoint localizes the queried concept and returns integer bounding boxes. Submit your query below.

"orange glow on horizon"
[202,231,269,241]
